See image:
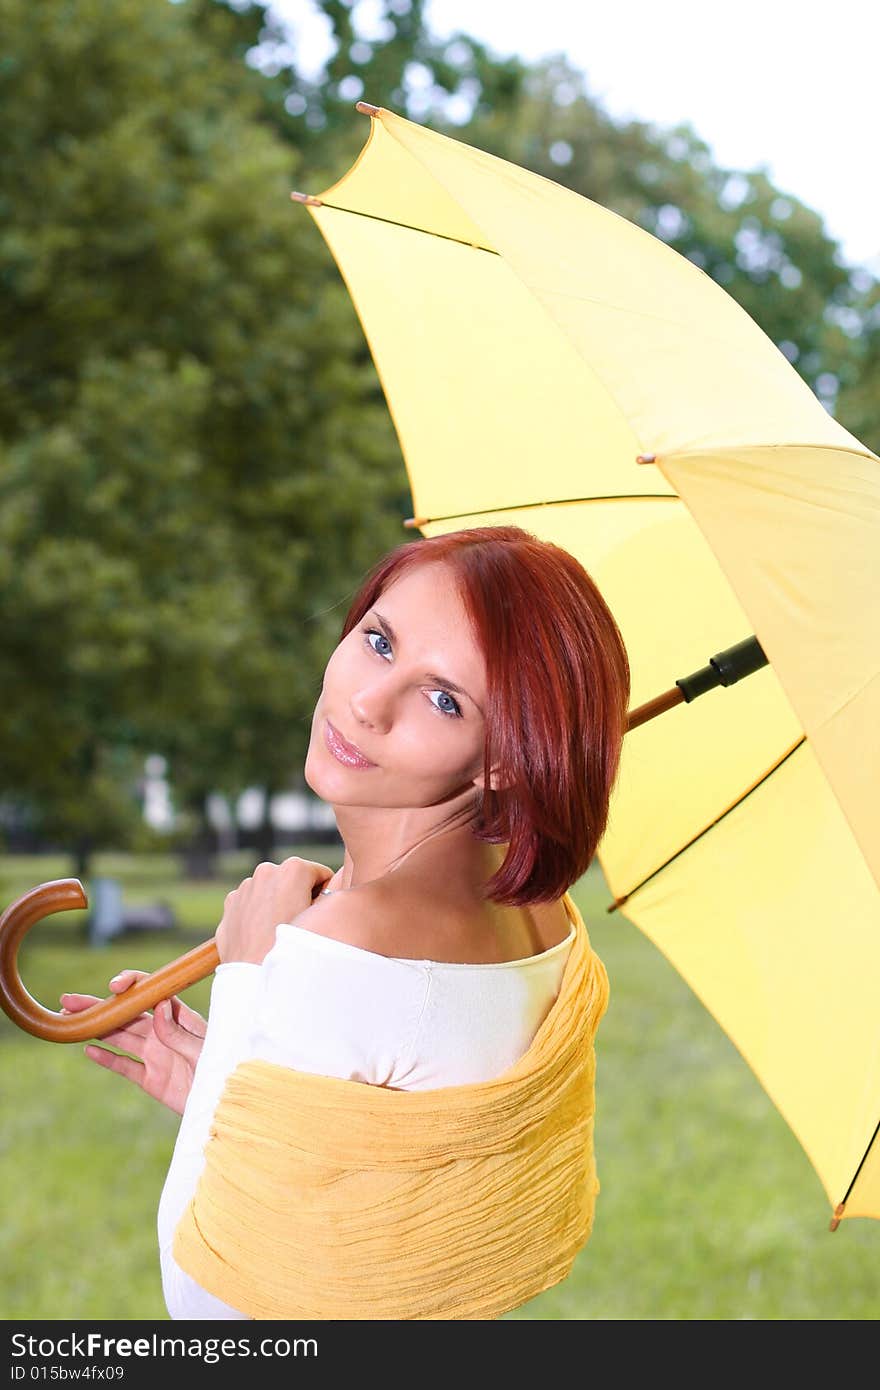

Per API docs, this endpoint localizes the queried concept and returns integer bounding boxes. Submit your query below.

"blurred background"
[2,0,878,1320]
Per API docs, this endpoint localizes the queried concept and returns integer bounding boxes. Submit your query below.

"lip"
[324,718,377,769]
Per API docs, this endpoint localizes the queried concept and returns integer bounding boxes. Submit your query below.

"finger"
[61,989,147,1012]
[170,998,207,1037]
[280,855,333,891]
[154,999,205,1056]
[152,1000,204,1064]
[60,1000,152,1041]
[89,1016,153,1047]
[59,990,153,1032]
[106,969,178,1025]
[83,1044,147,1087]
[107,972,190,1019]
[59,993,101,1012]
[305,858,335,883]
[290,855,334,875]
[108,969,149,990]
[58,971,150,1010]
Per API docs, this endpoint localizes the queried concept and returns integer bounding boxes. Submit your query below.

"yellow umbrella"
[291,102,880,1230]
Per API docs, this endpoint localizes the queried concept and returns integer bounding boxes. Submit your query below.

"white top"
[157,907,576,1320]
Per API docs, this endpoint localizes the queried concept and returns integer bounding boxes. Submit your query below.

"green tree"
[834,276,880,453]
[0,0,406,873]
[227,0,529,180]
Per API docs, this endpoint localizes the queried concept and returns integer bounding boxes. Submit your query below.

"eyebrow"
[372,610,482,714]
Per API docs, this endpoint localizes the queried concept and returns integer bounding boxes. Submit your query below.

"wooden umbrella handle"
[0,879,219,1043]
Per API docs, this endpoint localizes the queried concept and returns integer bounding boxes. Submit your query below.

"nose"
[349,678,394,734]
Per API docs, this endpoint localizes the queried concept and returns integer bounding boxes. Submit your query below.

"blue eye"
[365,629,392,659]
[430,690,462,718]
[362,629,463,719]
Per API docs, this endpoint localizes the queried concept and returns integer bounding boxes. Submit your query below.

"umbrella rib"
[404,494,680,527]
[660,440,880,468]
[311,200,499,256]
[605,734,807,914]
[834,1119,880,1224]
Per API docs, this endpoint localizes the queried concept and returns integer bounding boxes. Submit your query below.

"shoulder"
[281,877,427,961]
[250,884,433,1091]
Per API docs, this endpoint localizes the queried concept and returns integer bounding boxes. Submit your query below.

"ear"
[473,763,512,794]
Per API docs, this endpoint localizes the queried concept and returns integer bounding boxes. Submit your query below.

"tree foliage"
[0,0,406,865]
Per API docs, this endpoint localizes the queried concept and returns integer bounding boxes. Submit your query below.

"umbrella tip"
[290,191,323,206]
[636,453,657,464]
[356,102,381,117]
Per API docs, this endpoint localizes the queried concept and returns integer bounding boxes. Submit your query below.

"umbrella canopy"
[292,104,880,1227]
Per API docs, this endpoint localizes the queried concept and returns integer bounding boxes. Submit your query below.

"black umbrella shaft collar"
[676,636,768,703]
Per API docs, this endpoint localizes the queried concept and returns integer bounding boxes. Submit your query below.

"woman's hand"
[59,971,206,1116]
[215,856,334,966]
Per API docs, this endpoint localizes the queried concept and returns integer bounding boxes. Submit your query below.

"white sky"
[269,0,879,274]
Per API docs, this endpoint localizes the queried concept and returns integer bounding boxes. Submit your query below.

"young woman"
[61,525,631,1319]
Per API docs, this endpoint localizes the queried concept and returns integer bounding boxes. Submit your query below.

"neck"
[326,798,485,892]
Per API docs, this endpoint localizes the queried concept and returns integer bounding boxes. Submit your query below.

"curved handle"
[0,879,219,1043]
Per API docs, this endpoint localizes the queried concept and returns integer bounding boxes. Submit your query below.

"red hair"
[340,526,631,907]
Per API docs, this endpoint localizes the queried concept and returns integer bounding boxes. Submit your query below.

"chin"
[303,740,353,804]
[303,738,324,796]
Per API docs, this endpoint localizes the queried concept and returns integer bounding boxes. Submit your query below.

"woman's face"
[305,562,492,809]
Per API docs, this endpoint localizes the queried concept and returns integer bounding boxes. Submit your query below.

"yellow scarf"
[173,891,609,1320]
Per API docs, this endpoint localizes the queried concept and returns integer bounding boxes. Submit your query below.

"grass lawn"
[1,849,877,1320]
